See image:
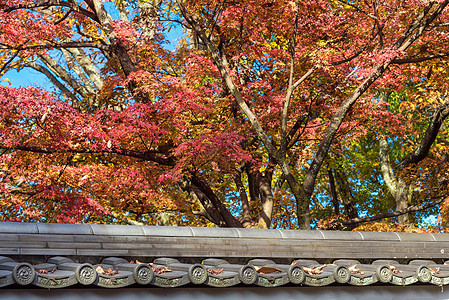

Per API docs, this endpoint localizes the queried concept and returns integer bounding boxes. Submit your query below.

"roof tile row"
[0,255,447,289]
[2,222,448,241]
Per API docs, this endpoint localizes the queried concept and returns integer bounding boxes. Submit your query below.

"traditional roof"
[0,222,448,289]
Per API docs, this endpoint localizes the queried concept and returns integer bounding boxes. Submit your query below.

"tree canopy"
[1,0,449,230]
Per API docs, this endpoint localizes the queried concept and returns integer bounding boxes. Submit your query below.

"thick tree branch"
[335,0,377,20]
[65,48,103,90]
[379,138,398,195]
[4,0,99,22]
[281,0,301,156]
[321,194,448,229]
[179,177,227,227]
[395,1,449,52]
[0,42,110,51]
[0,51,19,75]
[4,145,176,166]
[302,58,392,198]
[402,98,449,167]
[90,0,137,78]
[394,2,435,49]
[392,52,449,64]
[61,49,97,95]
[189,174,243,227]
[25,61,80,105]
[38,54,91,96]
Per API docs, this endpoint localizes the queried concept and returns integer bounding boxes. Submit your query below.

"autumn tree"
[176,0,449,229]
[1,0,449,229]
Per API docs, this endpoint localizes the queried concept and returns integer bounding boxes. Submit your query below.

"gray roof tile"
[0,222,38,234]
[142,225,193,237]
[1,222,449,289]
[90,224,145,236]
[36,223,93,235]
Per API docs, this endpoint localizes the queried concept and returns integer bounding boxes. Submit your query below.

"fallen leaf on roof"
[38,269,56,274]
[302,264,332,275]
[303,266,322,275]
[387,264,401,274]
[430,267,440,274]
[152,266,172,274]
[254,266,284,274]
[96,265,119,276]
[207,268,224,275]
[349,265,359,273]
[348,265,364,275]
[130,260,143,264]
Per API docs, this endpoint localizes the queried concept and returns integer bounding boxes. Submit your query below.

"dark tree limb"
[4,0,99,22]
[392,52,449,64]
[189,174,243,227]
[233,170,251,223]
[0,42,110,52]
[321,194,448,229]
[401,98,449,167]
[328,168,340,215]
[4,145,176,166]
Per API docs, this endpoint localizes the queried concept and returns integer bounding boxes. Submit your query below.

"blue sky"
[2,68,48,88]
[1,2,184,89]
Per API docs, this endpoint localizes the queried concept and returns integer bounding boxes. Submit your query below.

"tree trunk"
[139,0,162,42]
[179,177,227,226]
[379,138,410,225]
[257,172,274,229]
[334,169,359,228]
[396,178,410,225]
[181,174,243,228]
[246,165,259,206]
[328,168,340,215]
[244,164,276,229]
[233,171,252,228]
[280,162,310,229]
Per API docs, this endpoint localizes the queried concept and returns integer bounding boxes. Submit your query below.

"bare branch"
[90,0,137,77]
[55,154,73,182]
[3,144,176,166]
[321,194,447,229]
[0,51,19,75]
[5,0,98,22]
[379,138,398,195]
[392,52,449,64]
[401,98,449,167]
[61,49,97,95]
[53,9,72,25]
[25,61,80,105]
[291,66,317,90]
[395,1,449,52]
[280,0,301,156]
[38,54,90,96]
[335,0,377,20]
[0,41,110,52]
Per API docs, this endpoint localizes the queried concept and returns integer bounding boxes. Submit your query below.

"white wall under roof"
[0,286,448,300]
